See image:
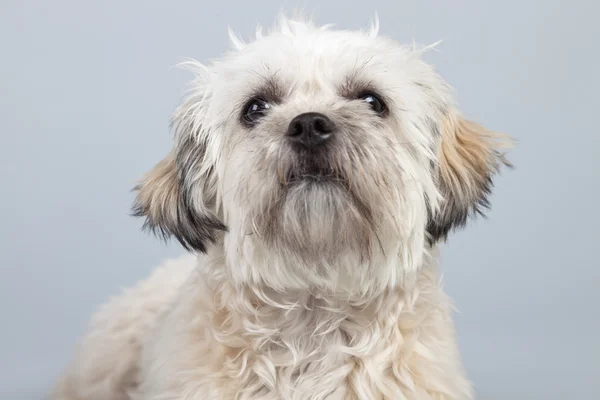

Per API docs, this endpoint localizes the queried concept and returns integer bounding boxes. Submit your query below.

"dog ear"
[131,149,226,253]
[132,60,227,252]
[426,111,511,243]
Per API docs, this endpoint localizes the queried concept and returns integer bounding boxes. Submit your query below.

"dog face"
[133,17,509,293]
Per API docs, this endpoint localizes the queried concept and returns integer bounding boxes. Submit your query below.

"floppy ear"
[426,111,512,242]
[131,59,227,252]
[131,148,226,253]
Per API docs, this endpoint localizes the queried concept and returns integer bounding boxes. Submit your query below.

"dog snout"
[286,112,335,149]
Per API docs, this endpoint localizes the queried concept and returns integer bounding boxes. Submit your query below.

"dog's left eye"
[242,98,271,125]
[359,93,387,115]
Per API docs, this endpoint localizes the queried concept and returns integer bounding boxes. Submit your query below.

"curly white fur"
[52,15,510,400]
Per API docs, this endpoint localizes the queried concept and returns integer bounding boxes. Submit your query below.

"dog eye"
[359,93,387,115]
[242,98,271,125]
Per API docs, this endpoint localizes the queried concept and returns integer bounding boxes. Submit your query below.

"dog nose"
[286,112,335,149]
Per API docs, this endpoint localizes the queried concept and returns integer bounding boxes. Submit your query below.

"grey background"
[1,0,598,399]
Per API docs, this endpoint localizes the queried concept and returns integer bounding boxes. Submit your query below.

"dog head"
[133,17,510,294]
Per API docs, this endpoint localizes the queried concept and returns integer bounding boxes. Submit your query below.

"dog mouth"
[287,171,343,184]
[284,166,346,187]
[280,149,347,187]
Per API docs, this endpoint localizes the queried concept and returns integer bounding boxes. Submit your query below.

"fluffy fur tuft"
[426,112,512,242]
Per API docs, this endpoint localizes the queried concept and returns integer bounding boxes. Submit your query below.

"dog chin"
[262,180,373,261]
[284,175,345,193]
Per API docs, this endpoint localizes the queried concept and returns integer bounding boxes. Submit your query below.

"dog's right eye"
[358,92,387,116]
[242,98,271,126]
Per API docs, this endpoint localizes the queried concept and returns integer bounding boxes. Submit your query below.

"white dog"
[53,16,511,400]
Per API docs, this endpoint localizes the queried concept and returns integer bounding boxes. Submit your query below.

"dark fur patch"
[425,174,495,244]
[132,194,226,253]
[131,136,227,253]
